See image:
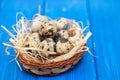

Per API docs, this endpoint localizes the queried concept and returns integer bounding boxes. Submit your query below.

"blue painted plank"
[37,0,96,80]
[0,0,97,80]
[0,0,45,80]
[87,0,120,79]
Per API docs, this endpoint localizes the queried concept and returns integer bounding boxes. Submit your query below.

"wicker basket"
[18,50,84,76]
[1,14,91,76]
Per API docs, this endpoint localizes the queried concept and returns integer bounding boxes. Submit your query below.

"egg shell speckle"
[40,38,56,57]
[56,38,72,55]
[39,23,58,40]
[31,16,49,32]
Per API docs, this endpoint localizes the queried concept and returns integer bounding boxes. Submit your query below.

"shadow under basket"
[18,51,84,76]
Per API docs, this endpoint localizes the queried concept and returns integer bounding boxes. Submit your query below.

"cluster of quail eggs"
[24,15,80,59]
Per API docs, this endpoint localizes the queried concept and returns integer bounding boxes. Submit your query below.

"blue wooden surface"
[87,0,120,79]
[0,0,120,80]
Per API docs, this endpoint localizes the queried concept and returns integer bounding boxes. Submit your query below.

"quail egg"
[68,29,76,37]
[56,38,73,55]
[24,33,41,57]
[31,15,49,32]
[56,18,72,30]
[68,29,81,45]
[28,32,41,43]
[24,39,39,57]
[40,38,56,57]
[39,22,57,40]
[54,30,69,42]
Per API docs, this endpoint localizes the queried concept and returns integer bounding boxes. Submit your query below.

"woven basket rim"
[18,50,84,68]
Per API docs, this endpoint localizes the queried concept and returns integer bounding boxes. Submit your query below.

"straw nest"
[1,13,92,76]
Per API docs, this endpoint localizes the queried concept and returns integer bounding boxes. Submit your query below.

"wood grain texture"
[2,0,117,80]
[87,0,120,79]
[1,0,120,79]
[0,0,44,80]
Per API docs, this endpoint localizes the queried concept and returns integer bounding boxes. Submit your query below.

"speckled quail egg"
[68,29,76,37]
[24,40,39,56]
[68,29,81,45]
[24,33,41,56]
[56,38,73,55]
[31,15,49,32]
[24,39,39,49]
[54,30,69,42]
[24,32,41,47]
[56,18,72,30]
[40,38,56,57]
[39,22,57,40]
[28,32,41,43]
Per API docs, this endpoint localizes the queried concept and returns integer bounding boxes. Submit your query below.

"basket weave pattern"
[18,51,84,75]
